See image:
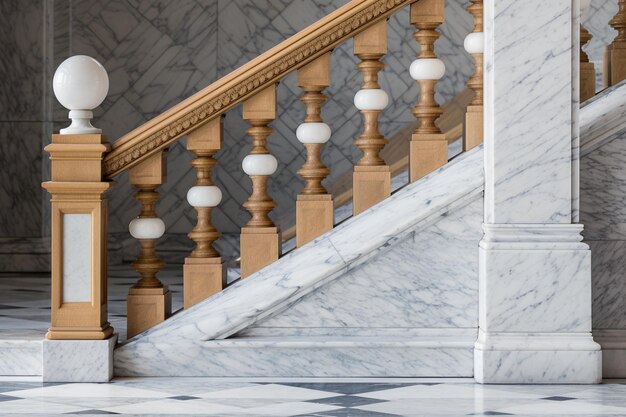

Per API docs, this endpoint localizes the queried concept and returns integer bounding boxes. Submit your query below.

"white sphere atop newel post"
[53,55,109,135]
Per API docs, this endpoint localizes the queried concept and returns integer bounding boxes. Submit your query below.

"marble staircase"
[114,146,484,376]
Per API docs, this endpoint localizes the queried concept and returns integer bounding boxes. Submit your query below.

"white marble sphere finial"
[580,0,592,20]
[53,55,109,135]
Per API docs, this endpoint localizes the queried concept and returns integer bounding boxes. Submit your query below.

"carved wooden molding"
[103,0,412,178]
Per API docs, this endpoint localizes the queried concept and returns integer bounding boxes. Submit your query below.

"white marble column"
[475,0,601,384]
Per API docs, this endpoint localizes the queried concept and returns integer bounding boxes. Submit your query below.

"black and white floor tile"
[0,378,624,416]
[0,266,185,342]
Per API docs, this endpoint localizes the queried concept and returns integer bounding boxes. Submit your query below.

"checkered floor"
[0,378,625,416]
[0,266,186,341]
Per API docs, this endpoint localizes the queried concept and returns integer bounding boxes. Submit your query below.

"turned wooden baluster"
[240,84,280,278]
[463,0,484,151]
[296,53,334,247]
[409,0,446,182]
[580,24,596,102]
[352,20,391,215]
[183,117,225,308]
[607,0,626,87]
[127,151,171,338]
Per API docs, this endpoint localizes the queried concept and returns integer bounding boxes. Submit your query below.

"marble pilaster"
[475,0,601,384]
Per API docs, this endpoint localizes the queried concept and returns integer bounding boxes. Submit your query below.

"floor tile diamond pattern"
[0,379,624,416]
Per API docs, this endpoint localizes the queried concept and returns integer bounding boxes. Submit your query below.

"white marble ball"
[53,55,109,111]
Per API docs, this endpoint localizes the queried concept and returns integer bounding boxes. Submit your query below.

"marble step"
[0,330,44,376]
[116,330,476,377]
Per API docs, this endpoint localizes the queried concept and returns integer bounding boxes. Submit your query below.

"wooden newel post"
[43,134,114,340]
[295,53,334,247]
[184,117,225,308]
[409,0,446,183]
[463,0,484,151]
[240,85,281,278]
[127,151,171,338]
[352,20,391,215]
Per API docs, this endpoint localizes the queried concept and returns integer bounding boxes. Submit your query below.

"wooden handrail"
[103,0,413,178]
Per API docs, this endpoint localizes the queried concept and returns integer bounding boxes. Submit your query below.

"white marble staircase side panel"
[113,147,484,372]
[248,197,482,332]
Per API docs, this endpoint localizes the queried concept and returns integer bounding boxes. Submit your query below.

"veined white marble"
[250,197,481,332]
[484,0,573,225]
[43,335,117,382]
[0,331,43,376]
[478,0,599,384]
[580,80,626,156]
[475,330,601,384]
[62,213,91,302]
[116,329,477,377]
[114,146,484,376]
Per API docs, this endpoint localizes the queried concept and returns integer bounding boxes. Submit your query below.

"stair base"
[115,330,476,377]
[0,330,43,376]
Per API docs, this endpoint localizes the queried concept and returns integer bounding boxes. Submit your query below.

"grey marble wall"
[1,0,621,268]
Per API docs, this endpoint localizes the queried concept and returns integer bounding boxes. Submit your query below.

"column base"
[43,334,117,382]
[594,329,626,378]
[464,105,483,151]
[183,257,226,308]
[474,331,601,384]
[127,287,172,338]
[240,226,281,278]
[352,166,391,216]
[296,195,333,247]
[477,224,601,384]
[410,133,448,182]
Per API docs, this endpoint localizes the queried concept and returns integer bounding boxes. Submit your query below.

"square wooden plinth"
[410,133,448,183]
[353,166,391,216]
[464,105,484,152]
[296,195,334,247]
[183,257,226,308]
[127,287,172,338]
[240,227,281,279]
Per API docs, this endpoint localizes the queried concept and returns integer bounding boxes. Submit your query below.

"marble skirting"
[115,329,476,377]
[0,330,43,376]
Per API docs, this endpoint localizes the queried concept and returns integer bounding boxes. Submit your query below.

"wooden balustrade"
[295,53,334,247]
[240,85,281,278]
[463,0,484,151]
[127,151,171,338]
[606,0,626,87]
[352,20,391,215]
[409,0,447,182]
[581,23,596,102]
[184,117,225,308]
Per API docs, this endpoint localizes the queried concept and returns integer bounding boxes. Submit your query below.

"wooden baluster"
[352,20,391,215]
[463,0,484,151]
[127,151,171,338]
[240,85,280,278]
[580,24,596,102]
[409,0,446,182]
[184,117,225,308]
[608,0,626,86]
[296,53,334,247]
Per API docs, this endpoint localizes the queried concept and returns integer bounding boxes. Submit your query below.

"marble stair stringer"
[579,80,626,378]
[114,146,484,377]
